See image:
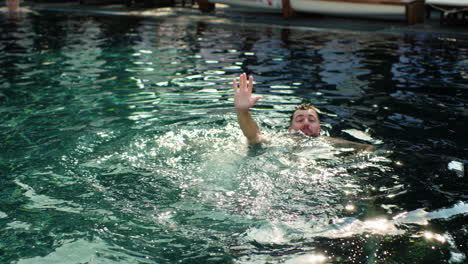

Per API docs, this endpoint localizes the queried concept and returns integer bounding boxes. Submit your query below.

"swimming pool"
[1,10,467,264]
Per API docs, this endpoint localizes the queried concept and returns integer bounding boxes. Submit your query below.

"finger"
[253,96,262,103]
[248,75,254,92]
[233,79,238,93]
[240,73,245,90]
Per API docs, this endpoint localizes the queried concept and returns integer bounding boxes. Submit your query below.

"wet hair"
[289,103,320,124]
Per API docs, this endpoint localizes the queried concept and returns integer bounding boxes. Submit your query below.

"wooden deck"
[198,0,425,24]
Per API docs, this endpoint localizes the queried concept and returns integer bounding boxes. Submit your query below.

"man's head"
[288,104,321,137]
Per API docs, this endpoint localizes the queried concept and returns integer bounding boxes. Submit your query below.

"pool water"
[1,11,467,264]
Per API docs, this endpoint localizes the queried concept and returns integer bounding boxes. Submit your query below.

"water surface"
[0,12,467,264]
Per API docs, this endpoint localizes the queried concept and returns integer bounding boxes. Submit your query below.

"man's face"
[288,109,321,137]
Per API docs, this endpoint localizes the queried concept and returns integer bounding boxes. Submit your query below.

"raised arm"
[324,136,375,152]
[233,73,264,145]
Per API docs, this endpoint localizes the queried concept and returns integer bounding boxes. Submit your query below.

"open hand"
[233,73,262,111]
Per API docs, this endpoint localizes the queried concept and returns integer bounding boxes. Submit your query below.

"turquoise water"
[1,12,467,264]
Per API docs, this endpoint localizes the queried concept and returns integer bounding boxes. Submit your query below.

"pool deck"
[12,1,468,38]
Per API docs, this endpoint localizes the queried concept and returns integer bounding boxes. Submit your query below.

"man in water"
[233,73,374,151]
[6,0,19,13]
